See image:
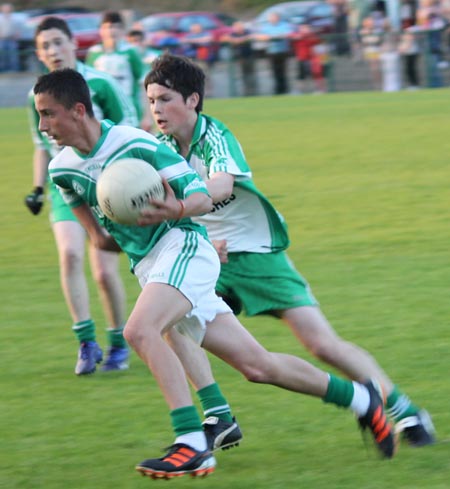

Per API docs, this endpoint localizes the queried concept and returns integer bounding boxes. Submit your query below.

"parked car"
[249,1,335,54]
[21,7,93,17]
[136,11,236,52]
[19,11,102,69]
[252,1,335,34]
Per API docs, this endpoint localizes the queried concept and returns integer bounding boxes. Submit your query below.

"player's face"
[35,92,79,147]
[100,22,123,45]
[35,28,77,71]
[147,83,198,137]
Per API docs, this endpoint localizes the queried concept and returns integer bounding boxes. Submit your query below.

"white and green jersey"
[86,41,145,120]
[158,114,289,253]
[48,120,209,269]
[28,61,138,159]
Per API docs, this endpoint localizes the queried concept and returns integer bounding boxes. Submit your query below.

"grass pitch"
[1,90,450,488]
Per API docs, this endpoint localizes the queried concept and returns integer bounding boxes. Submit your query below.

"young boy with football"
[144,53,435,449]
[36,68,395,479]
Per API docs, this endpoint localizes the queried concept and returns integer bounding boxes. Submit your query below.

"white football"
[96,158,165,225]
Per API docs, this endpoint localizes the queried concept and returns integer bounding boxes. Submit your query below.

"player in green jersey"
[24,17,139,375]
[145,53,435,448]
[35,68,395,478]
[86,10,153,131]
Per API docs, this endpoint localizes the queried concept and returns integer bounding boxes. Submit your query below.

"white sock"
[175,431,207,452]
[350,381,370,417]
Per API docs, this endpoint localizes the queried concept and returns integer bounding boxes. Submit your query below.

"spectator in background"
[332,0,351,56]
[401,0,417,29]
[291,23,326,94]
[255,12,294,95]
[348,0,374,59]
[359,15,384,90]
[398,29,421,89]
[416,5,448,87]
[86,11,153,130]
[141,27,181,54]
[0,2,20,72]
[183,23,216,96]
[379,33,402,92]
[416,0,441,22]
[221,20,258,96]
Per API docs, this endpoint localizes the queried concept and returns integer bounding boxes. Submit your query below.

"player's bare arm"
[206,172,235,203]
[33,148,50,188]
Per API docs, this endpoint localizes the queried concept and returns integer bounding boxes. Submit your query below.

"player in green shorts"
[86,10,153,131]
[24,17,138,375]
[145,53,435,448]
[36,68,395,478]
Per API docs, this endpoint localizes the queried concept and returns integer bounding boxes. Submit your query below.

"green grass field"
[1,90,450,488]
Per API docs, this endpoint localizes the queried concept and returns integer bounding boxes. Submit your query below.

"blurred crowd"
[2,0,450,95]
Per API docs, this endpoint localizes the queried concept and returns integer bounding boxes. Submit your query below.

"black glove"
[24,186,44,215]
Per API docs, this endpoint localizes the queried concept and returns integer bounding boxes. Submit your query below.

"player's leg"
[270,248,435,448]
[167,328,242,451]
[221,250,434,447]
[124,282,194,409]
[52,219,90,322]
[283,306,393,387]
[202,312,396,458]
[131,229,220,478]
[52,218,103,375]
[281,306,435,446]
[220,251,382,383]
[88,243,128,371]
[125,282,215,479]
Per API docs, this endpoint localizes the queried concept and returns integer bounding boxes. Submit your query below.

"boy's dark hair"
[144,54,205,113]
[101,10,124,26]
[34,16,73,42]
[127,29,145,40]
[34,68,94,117]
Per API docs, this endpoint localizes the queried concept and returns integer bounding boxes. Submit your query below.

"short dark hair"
[127,29,144,40]
[34,16,73,43]
[144,54,205,113]
[34,68,94,117]
[101,10,124,26]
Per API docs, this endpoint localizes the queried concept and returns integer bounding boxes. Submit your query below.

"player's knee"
[243,368,270,384]
[239,364,261,383]
[123,322,141,348]
[59,247,83,273]
[123,320,162,351]
[238,356,273,384]
[92,266,115,290]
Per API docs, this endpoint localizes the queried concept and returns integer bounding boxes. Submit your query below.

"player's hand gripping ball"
[96,158,165,225]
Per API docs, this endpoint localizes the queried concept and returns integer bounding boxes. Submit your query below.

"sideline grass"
[1,90,450,488]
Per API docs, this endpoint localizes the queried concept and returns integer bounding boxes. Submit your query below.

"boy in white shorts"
[35,68,395,480]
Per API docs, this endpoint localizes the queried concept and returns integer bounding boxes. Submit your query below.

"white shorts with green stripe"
[134,227,232,344]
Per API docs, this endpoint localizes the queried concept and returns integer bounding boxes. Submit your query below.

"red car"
[136,11,236,48]
[25,12,102,60]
